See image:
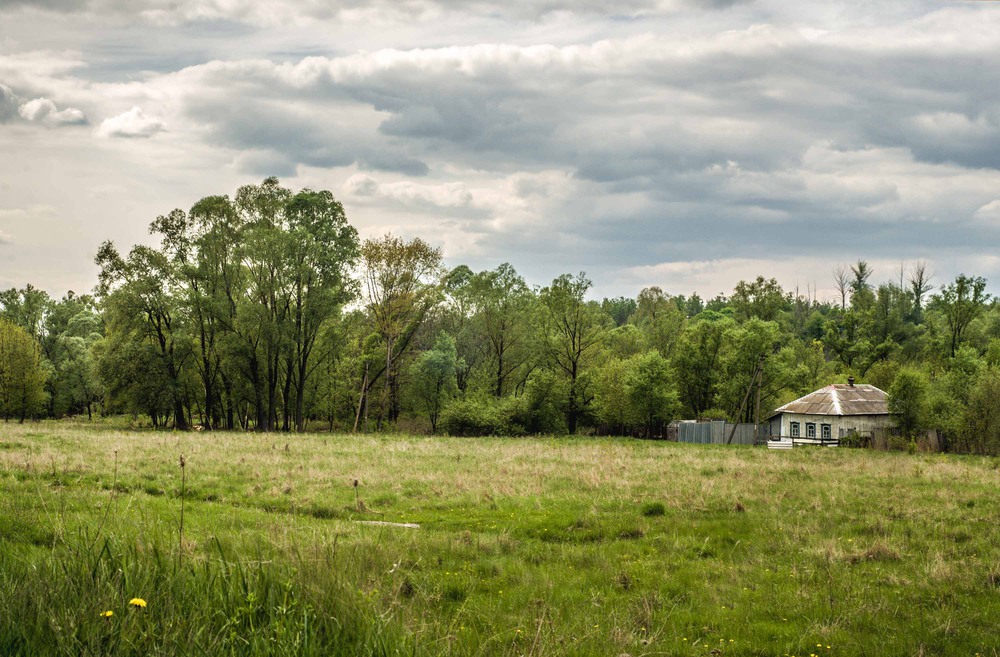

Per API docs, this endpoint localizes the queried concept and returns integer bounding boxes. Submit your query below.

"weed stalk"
[178,454,186,569]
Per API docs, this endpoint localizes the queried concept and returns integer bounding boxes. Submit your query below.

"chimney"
[848,376,855,387]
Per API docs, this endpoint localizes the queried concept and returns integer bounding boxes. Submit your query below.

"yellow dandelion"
[129,597,147,609]
[100,610,114,618]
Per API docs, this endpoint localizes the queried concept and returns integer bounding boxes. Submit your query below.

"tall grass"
[3,421,1000,655]
[0,524,414,656]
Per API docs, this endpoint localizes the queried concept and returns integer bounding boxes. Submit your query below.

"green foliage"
[730,276,789,322]
[539,273,611,434]
[517,369,569,434]
[593,358,636,432]
[888,368,929,438]
[438,396,523,437]
[960,368,1000,454]
[625,351,679,438]
[716,319,785,422]
[673,318,728,418]
[360,234,443,429]
[4,179,1000,451]
[0,319,48,421]
[408,333,461,432]
[634,286,686,357]
[600,296,636,326]
[932,274,991,357]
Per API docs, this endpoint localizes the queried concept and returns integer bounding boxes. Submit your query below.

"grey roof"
[768,384,889,418]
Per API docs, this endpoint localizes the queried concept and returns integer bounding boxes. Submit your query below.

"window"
[822,424,832,440]
[806,423,816,439]
[790,422,800,437]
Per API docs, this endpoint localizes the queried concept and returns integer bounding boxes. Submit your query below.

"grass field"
[1,422,999,656]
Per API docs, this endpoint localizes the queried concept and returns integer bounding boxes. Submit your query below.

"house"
[765,377,894,449]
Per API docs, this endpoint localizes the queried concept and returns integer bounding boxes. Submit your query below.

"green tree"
[467,263,536,398]
[932,274,990,358]
[634,286,686,358]
[673,318,728,417]
[625,350,679,438]
[716,319,786,423]
[731,276,788,323]
[962,368,1000,454]
[849,260,875,310]
[601,296,637,326]
[888,368,928,439]
[95,242,191,429]
[283,189,359,430]
[0,284,50,341]
[539,273,611,434]
[409,333,461,432]
[593,357,637,434]
[0,319,48,422]
[359,234,443,430]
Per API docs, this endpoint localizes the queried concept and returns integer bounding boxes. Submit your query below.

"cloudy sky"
[2,1,999,301]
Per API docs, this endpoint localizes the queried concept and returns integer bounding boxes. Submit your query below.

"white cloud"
[17,97,87,125]
[96,106,165,138]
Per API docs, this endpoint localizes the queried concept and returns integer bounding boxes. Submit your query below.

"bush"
[840,430,864,448]
[518,370,568,434]
[439,397,524,437]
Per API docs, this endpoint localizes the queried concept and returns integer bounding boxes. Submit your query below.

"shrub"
[840,430,864,448]
[439,397,524,437]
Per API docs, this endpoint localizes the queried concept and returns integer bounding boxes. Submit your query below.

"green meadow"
[1,422,999,656]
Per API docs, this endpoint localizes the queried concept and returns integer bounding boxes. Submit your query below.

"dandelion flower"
[129,598,147,609]
[100,610,114,618]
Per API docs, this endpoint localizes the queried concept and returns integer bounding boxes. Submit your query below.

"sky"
[1,0,999,302]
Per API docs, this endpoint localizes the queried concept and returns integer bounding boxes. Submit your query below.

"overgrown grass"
[2,421,1000,656]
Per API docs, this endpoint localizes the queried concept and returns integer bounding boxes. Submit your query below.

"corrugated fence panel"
[677,421,759,445]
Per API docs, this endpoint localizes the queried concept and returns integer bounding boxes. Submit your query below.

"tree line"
[1,178,998,452]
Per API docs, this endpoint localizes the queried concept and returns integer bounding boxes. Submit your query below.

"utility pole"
[754,365,762,444]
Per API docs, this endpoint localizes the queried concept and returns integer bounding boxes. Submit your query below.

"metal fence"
[675,420,763,446]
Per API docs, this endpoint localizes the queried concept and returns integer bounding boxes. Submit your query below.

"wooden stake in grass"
[178,454,186,569]
[353,479,360,512]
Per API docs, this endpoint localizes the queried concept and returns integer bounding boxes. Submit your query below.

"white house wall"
[776,413,895,439]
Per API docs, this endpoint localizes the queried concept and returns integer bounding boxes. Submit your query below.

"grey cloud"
[6,2,1000,298]
[182,92,429,175]
[233,149,298,176]
[0,83,18,122]
[0,0,675,24]
[159,26,1000,257]
[357,153,429,176]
